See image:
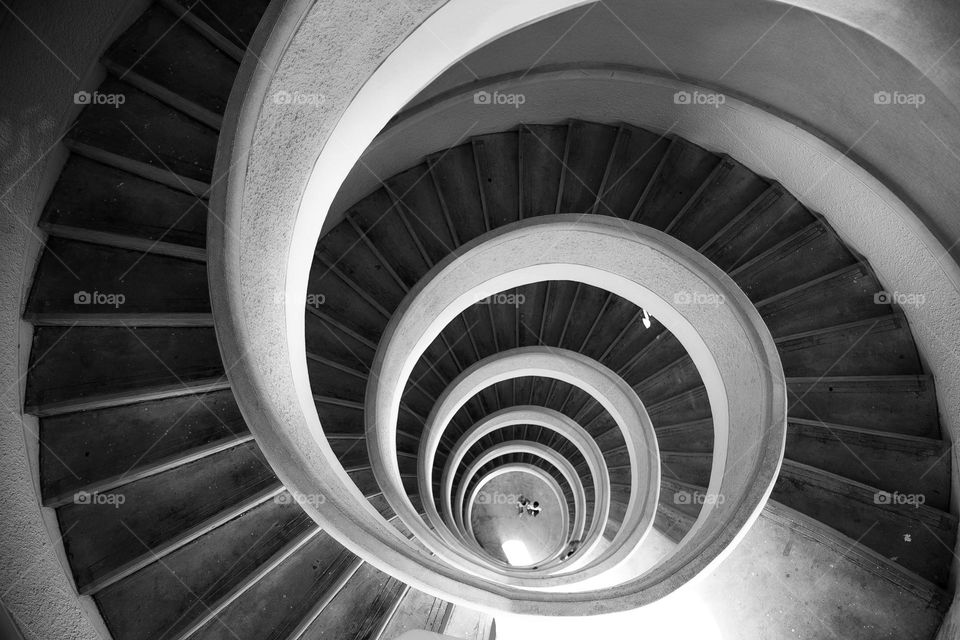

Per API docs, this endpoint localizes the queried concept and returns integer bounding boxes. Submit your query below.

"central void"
[471,471,566,567]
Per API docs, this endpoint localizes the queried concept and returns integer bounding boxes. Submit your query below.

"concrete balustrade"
[210,0,791,613]
[438,406,609,566]
[452,441,587,547]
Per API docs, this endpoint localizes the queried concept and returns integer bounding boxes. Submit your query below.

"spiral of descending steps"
[18,1,957,639]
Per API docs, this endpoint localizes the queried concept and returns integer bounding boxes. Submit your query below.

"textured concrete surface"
[0,2,148,639]
[498,506,944,639]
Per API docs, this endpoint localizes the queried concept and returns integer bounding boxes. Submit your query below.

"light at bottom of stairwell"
[502,539,534,566]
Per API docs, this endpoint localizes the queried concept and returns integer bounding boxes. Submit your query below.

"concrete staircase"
[22,2,493,639]
[19,1,954,638]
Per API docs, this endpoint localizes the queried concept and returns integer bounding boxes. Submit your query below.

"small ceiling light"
[641,309,652,329]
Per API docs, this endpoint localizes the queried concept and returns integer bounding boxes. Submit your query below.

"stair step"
[189,531,361,640]
[668,158,770,250]
[105,3,238,116]
[773,460,957,587]
[660,451,712,486]
[762,500,948,609]
[633,355,703,407]
[646,386,711,426]
[25,238,209,317]
[65,139,210,198]
[389,165,460,264]
[41,154,207,249]
[25,326,224,413]
[94,497,315,640]
[633,138,720,230]
[557,121,618,214]
[757,264,888,336]
[787,375,940,437]
[41,222,207,263]
[377,588,451,639]
[701,186,813,271]
[659,478,708,520]
[348,189,432,288]
[519,124,567,219]
[296,562,406,640]
[102,58,223,132]
[306,357,366,405]
[67,77,217,184]
[313,221,406,313]
[428,143,487,245]
[327,436,372,471]
[732,223,857,301]
[167,0,271,52]
[58,440,280,593]
[653,417,950,509]
[305,263,388,340]
[304,308,377,371]
[473,132,520,230]
[775,315,922,377]
[579,292,644,363]
[595,125,671,219]
[610,324,674,382]
[785,419,951,510]
[655,502,697,543]
[40,388,248,506]
[654,419,714,453]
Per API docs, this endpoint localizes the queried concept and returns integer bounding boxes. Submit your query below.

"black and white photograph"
[0,1,959,638]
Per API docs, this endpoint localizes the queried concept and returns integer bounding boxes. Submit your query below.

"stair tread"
[41,154,207,248]
[67,77,217,183]
[25,326,224,412]
[105,3,238,116]
[26,237,209,316]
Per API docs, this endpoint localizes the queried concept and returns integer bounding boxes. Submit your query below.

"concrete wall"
[0,2,147,638]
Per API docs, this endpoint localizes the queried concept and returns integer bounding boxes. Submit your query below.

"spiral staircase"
[14,1,958,639]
